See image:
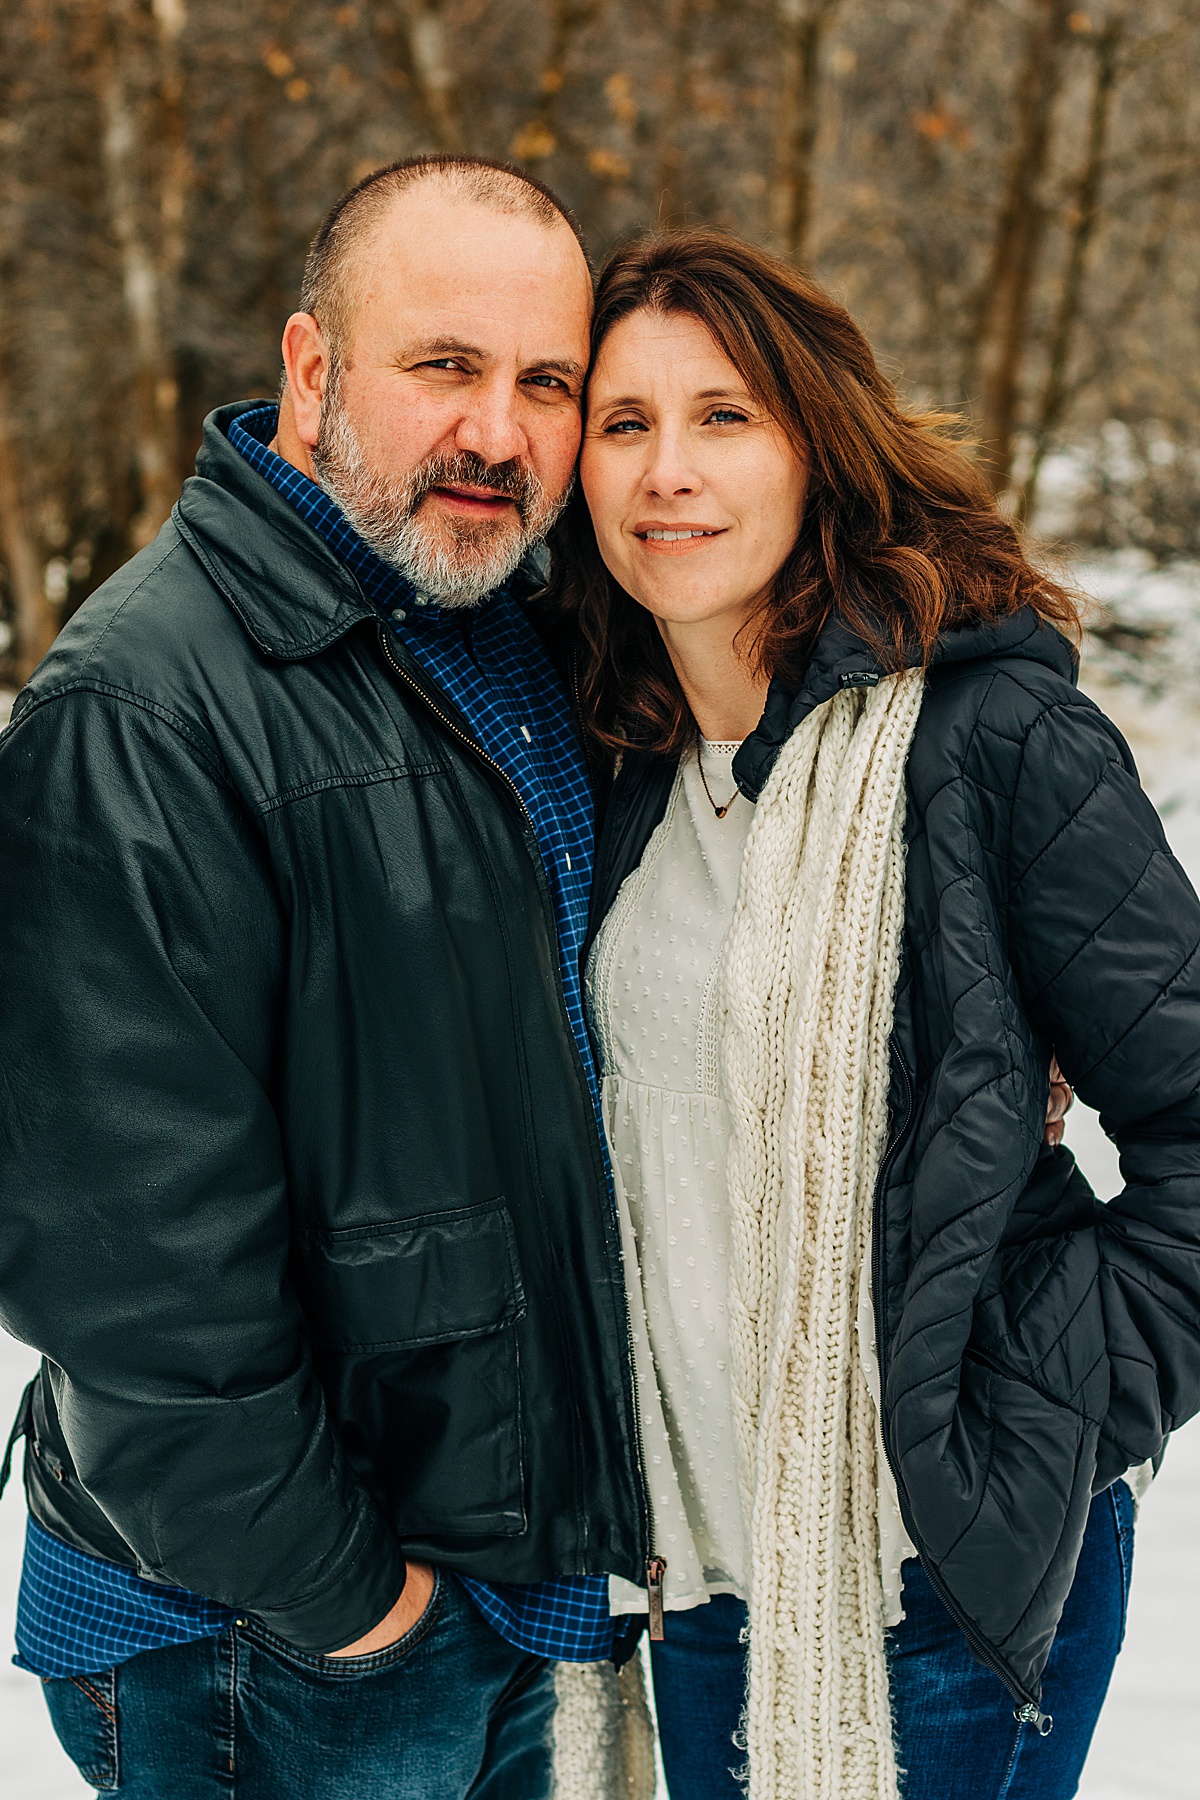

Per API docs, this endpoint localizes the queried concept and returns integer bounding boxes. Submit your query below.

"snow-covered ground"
[2,555,1200,1795]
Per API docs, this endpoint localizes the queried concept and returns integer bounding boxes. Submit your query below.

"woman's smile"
[632,520,729,551]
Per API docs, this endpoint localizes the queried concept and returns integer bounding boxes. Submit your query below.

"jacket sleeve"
[0,686,407,1650]
[1006,690,1200,1484]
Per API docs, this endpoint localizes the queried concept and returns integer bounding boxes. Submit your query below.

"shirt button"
[391,608,407,624]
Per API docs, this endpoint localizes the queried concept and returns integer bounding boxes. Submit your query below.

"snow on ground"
[3,560,1200,1795]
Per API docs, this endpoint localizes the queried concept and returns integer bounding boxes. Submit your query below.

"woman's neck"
[657,614,770,744]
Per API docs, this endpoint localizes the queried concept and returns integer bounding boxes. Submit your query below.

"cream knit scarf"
[552,671,924,1800]
[723,671,924,1800]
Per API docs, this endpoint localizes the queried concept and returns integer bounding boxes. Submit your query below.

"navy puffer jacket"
[591,606,1200,1720]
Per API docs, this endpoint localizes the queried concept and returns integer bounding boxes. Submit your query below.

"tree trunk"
[0,361,52,684]
[394,0,464,151]
[99,0,187,550]
[971,0,1077,495]
[769,0,840,263]
[655,0,695,228]
[1020,14,1127,522]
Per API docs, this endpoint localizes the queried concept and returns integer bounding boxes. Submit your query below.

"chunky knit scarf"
[722,672,924,1800]
[551,672,924,1800]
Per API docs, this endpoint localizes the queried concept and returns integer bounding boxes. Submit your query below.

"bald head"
[301,155,588,355]
[275,157,592,606]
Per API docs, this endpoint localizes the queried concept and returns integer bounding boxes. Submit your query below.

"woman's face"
[580,309,808,639]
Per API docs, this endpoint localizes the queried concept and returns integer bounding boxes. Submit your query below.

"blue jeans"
[41,1571,555,1799]
[651,1482,1135,1799]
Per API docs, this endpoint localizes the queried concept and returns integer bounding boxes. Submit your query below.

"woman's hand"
[328,1561,436,1658]
[1043,1056,1073,1148]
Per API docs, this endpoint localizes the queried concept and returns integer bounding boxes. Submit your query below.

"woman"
[554,231,1200,1800]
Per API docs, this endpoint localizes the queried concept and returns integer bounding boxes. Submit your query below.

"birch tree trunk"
[0,360,52,684]
[99,0,187,550]
[394,0,464,151]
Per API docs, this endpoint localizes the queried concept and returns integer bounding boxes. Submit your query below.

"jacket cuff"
[248,1517,409,1653]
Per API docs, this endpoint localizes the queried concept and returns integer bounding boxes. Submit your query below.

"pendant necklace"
[697,752,740,820]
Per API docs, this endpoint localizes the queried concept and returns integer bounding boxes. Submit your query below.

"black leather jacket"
[0,406,647,1654]
[591,609,1200,1717]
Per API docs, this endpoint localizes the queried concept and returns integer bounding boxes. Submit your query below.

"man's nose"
[454,380,529,468]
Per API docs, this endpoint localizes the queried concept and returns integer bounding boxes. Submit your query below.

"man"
[0,156,647,1799]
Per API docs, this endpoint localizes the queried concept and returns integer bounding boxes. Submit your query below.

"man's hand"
[1043,1056,1073,1148]
[328,1560,436,1658]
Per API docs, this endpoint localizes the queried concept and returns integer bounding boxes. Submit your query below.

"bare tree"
[969,0,1080,492]
[1019,9,1130,519]
[769,0,841,263]
[97,0,189,547]
[0,355,50,684]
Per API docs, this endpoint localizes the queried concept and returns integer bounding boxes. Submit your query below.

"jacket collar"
[173,403,376,661]
[732,606,1078,802]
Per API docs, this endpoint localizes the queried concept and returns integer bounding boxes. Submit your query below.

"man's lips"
[427,484,517,515]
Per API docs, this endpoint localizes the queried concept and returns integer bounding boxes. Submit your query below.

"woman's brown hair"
[550,227,1080,757]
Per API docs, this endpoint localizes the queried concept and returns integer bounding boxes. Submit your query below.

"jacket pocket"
[301,1200,529,1539]
[42,1669,119,1789]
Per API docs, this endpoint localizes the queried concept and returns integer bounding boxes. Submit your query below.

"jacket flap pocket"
[305,1201,524,1351]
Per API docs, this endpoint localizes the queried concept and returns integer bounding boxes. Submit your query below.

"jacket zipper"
[377,626,657,1592]
[565,650,666,1625]
[870,1052,1053,1734]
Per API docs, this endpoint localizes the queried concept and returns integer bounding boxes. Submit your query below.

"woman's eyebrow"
[589,386,752,406]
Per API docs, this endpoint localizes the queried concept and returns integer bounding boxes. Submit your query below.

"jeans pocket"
[245,1567,448,1679]
[43,1668,119,1789]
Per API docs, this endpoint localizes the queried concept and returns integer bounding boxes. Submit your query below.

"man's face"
[284,192,593,605]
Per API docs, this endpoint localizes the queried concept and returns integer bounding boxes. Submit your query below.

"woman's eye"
[603,417,648,435]
[707,408,748,425]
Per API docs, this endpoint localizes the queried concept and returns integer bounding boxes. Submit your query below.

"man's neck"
[271,388,318,479]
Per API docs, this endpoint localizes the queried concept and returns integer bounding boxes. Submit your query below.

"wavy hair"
[548,227,1080,756]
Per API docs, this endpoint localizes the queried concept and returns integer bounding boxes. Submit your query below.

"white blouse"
[588,738,917,1622]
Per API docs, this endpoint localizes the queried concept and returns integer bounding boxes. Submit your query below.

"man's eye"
[420,359,463,372]
[525,374,569,390]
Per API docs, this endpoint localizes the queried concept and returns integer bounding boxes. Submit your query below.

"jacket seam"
[1074,934,1200,1082]
[1024,850,1159,1004]
[257,761,446,814]
[5,679,236,794]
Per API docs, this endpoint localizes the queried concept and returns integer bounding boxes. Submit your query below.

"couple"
[2,154,1199,1800]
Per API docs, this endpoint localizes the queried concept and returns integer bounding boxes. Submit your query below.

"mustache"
[407,451,545,523]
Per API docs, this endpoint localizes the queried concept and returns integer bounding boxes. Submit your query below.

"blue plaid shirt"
[14,403,617,1678]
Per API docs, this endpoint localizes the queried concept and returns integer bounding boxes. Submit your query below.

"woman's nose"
[642,434,701,498]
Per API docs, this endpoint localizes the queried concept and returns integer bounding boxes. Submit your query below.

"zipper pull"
[1014,1701,1054,1737]
[645,1557,667,1641]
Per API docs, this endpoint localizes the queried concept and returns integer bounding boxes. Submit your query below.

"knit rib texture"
[722,672,925,1800]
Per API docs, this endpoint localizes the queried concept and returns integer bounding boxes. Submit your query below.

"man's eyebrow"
[406,337,487,360]
[403,340,584,382]
[527,358,585,380]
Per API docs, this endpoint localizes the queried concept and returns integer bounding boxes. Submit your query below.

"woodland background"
[1,0,1200,683]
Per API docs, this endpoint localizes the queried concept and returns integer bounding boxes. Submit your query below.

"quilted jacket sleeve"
[1007,690,1200,1484]
[0,687,407,1650]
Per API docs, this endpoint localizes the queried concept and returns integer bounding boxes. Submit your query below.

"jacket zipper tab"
[1014,1701,1054,1737]
[645,1557,667,1640]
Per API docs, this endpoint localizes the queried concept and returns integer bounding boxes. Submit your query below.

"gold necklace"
[697,754,740,820]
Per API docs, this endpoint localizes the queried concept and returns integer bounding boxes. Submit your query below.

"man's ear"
[280,313,332,449]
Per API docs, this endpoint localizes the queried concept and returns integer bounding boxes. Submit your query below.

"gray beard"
[312,372,568,608]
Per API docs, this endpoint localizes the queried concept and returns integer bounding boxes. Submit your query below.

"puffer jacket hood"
[732,606,1076,801]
